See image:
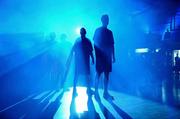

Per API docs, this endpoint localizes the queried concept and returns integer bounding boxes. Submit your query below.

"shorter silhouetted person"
[93,14,115,100]
[68,27,94,96]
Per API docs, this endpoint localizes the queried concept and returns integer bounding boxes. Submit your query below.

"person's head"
[60,33,67,41]
[101,14,109,27]
[80,27,86,38]
[176,52,179,57]
[49,32,56,41]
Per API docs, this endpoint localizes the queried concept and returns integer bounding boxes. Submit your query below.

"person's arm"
[61,45,74,90]
[89,41,95,64]
[112,45,115,63]
[90,51,94,65]
[66,43,76,68]
[66,48,73,67]
[111,32,115,63]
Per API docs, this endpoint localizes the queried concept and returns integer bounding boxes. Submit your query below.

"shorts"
[94,46,112,74]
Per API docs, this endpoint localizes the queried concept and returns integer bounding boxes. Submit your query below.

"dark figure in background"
[93,14,115,100]
[69,27,94,96]
[164,29,171,41]
[44,32,63,90]
[174,52,180,101]
[174,53,180,77]
[175,53,180,69]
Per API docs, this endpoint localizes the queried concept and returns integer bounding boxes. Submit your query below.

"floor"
[0,87,180,119]
[0,37,180,119]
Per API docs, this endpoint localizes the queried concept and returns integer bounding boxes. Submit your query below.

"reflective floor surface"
[0,87,180,119]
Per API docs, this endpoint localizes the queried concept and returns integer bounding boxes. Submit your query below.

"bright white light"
[135,48,149,53]
[54,87,88,118]
[75,27,81,35]
[75,87,88,113]
[155,48,161,52]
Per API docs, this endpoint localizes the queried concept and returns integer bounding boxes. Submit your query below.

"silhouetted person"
[175,53,180,66]
[57,34,73,90]
[93,14,115,100]
[43,32,63,90]
[175,52,180,73]
[69,27,94,96]
[164,29,171,41]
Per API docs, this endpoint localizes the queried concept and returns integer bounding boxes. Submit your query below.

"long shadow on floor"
[0,90,64,119]
[94,94,115,119]
[106,99,133,119]
[39,91,64,118]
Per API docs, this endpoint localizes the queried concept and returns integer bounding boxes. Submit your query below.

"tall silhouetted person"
[69,28,94,96]
[93,14,115,100]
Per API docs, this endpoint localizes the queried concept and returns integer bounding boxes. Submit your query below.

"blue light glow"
[1,1,180,115]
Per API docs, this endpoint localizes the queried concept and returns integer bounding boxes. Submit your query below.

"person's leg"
[73,71,78,96]
[103,71,114,99]
[86,75,91,95]
[95,72,101,94]
[94,72,101,100]
[104,71,109,94]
